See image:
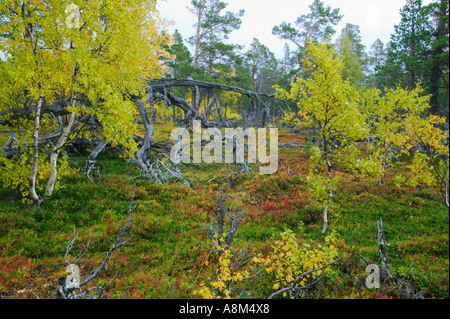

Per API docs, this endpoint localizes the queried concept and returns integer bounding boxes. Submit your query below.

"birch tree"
[0,0,172,203]
[275,41,367,233]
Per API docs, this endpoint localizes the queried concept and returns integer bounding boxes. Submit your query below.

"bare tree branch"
[267,257,342,299]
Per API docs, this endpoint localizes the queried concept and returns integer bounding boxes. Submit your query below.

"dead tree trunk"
[56,186,137,299]
[377,218,392,280]
[84,138,108,183]
[133,95,154,172]
[145,79,276,129]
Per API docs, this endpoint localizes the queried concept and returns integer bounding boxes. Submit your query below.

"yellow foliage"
[194,236,254,299]
[406,152,437,188]
[281,111,300,127]
[0,151,77,202]
[358,85,447,185]
[274,41,373,208]
[0,0,173,199]
[254,229,340,296]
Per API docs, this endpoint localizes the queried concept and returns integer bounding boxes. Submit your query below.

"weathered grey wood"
[267,257,342,299]
[0,131,19,158]
[1,78,280,192]
[147,79,277,128]
[56,186,137,299]
[146,78,275,99]
[84,137,107,182]
[0,97,92,126]
[377,218,392,280]
[133,95,154,172]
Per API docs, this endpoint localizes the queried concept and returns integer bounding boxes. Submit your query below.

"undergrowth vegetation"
[0,130,448,299]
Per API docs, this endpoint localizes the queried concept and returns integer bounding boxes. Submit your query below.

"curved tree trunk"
[134,95,154,172]
[45,112,76,197]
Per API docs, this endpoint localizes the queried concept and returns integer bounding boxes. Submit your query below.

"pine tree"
[188,0,244,79]
[245,38,279,93]
[335,24,366,86]
[377,41,404,89]
[272,0,342,77]
[426,0,449,116]
[368,39,385,89]
[390,0,433,90]
[167,30,195,79]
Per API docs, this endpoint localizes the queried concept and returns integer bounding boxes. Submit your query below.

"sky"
[0,0,434,62]
[157,0,435,59]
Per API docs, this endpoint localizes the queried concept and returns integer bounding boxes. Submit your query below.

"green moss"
[0,133,448,299]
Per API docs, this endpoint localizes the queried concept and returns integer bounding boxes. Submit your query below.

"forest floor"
[0,128,448,299]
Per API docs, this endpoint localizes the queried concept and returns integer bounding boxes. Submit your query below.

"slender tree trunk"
[28,95,43,202]
[134,96,154,172]
[379,142,390,185]
[23,3,43,203]
[85,137,107,182]
[322,168,333,233]
[193,2,205,69]
[45,58,78,196]
[322,138,333,234]
[300,32,312,79]
[44,111,76,197]
[409,15,417,91]
[377,219,392,280]
[429,0,447,115]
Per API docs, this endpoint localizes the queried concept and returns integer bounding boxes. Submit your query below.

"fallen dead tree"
[267,257,342,299]
[0,78,283,199]
[359,219,424,299]
[134,79,279,167]
[30,185,138,299]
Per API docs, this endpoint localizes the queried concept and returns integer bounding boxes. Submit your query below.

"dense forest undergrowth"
[0,0,448,300]
[0,129,448,299]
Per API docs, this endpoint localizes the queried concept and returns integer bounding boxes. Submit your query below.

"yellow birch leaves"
[0,0,173,198]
